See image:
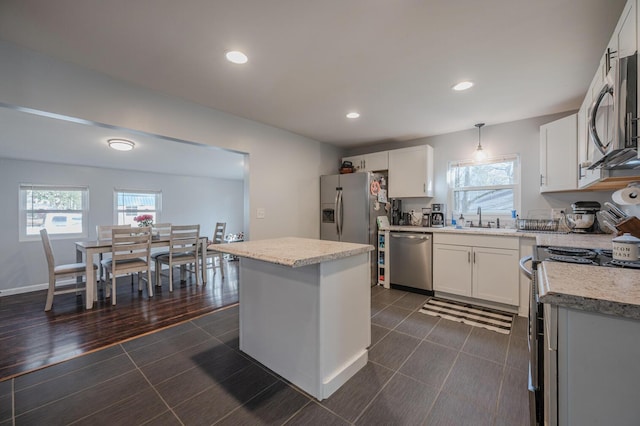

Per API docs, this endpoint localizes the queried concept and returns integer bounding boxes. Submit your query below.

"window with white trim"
[19,184,89,241]
[114,190,162,226]
[447,155,520,217]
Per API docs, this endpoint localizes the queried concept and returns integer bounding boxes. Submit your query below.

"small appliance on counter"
[430,203,446,227]
[391,199,402,225]
[564,201,601,233]
[421,207,431,227]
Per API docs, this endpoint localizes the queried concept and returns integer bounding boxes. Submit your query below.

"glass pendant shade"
[473,123,487,162]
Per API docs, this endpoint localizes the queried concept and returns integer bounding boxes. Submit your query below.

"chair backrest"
[152,222,172,238]
[40,228,55,273]
[97,224,131,241]
[111,226,152,270]
[212,222,226,244]
[169,224,200,259]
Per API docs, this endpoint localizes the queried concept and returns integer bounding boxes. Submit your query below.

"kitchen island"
[211,237,374,400]
[533,233,640,425]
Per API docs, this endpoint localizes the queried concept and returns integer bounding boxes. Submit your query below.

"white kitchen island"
[211,237,374,400]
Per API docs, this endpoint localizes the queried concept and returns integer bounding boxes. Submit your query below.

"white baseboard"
[1,282,49,296]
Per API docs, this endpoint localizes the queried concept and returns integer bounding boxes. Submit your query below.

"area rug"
[419,297,513,334]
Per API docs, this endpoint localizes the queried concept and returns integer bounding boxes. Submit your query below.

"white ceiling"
[0,107,246,180]
[0,0,628,148]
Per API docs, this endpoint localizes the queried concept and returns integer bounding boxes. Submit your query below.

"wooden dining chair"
[101,226,153,305]
[155,224,200,291]
[204,222,226,278]
[40,229,98,311]
[96,224,132,282]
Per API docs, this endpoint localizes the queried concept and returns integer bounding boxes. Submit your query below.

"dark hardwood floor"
[0,261,239,382]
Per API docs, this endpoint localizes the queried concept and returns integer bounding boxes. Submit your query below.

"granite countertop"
[538,261,640,320]
[208,237,374,268]
[535,232,640,320]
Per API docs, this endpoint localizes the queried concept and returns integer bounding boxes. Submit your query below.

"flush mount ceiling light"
[108,138,135,151]
[473,123,487,162]
[346,112,360,119]
[452,81,474,91]
[225,50,248,64]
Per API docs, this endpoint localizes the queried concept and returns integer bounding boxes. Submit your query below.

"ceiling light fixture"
[226,50,248,64]
[346,112,360,119]
[108,138,135,151]
[452,81,474,91]
[473,123,487,162]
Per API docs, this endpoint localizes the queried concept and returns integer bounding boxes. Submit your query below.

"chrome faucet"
[477,206,482,227]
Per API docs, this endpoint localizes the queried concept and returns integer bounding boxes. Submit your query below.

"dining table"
[75,235,209,309]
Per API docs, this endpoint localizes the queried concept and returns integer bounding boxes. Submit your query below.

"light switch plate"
[256,207,266,219]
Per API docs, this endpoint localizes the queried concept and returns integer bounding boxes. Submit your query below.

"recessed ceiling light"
[108,138,135,151]
[226,51,248,64]
[452,81,474,91]
[346,112,360,119]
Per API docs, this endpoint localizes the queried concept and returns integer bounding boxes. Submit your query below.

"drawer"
[433,233,519,250]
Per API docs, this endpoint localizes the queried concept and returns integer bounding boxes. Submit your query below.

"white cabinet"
[616,0,636,59]
[544,305,640,425]
[432,244,472,296]
[433,234,519,306]
[388,145,434,198]
[342,151,388,172]
[539,114,577,193]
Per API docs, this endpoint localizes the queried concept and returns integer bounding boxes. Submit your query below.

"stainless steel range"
[520,245,640,425]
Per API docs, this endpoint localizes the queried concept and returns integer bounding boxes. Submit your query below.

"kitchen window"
[19,184,89,241]
[447,155,520,217]
[114,189,162,226]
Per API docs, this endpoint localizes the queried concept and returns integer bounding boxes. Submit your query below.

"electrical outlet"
[256,207,266,219]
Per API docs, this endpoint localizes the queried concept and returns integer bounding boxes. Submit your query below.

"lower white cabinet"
[433,234,519,306]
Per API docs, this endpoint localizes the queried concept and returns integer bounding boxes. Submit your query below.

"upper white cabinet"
[342,151,388,172]
[388,145,434,198]
[617,0,637,58]
[539,114,578,193]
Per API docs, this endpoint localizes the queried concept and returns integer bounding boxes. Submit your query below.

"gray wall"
[346,113,614,220]
[0,158,244,293]
[0,41,343,241]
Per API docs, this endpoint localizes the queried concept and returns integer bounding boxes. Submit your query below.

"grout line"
[211,380,281,425]
[11,378,15,426]
[121,345,185,426]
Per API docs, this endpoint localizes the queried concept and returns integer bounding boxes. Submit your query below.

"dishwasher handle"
[390,234,431,240]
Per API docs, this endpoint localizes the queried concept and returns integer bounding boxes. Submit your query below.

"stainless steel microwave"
[588,52,639,169]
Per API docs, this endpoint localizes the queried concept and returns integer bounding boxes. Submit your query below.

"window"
[447,155,520,216]
[20,184,89,241]
[114,190,162,226]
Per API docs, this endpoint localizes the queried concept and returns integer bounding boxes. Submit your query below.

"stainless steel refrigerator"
[320,172,389,285]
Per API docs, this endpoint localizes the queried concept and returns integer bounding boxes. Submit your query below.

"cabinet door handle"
[423,183,426,193]
[540,174,544,186]
[468,252,471,263]
[363,159,366,169]
[473,252,476,263]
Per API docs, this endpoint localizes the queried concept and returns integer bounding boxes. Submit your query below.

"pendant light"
[473,123,487,162]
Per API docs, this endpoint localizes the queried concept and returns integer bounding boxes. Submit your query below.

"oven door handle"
[519,255,533,280]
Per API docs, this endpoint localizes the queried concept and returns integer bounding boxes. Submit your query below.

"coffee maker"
[431,203,446,227]
[391,199,402,225]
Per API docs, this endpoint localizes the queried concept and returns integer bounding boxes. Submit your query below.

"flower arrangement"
[133,214,154,227]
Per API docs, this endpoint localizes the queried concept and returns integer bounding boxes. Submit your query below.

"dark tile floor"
[0,286,529,425]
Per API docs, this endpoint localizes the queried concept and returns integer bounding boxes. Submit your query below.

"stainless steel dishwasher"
[389,232,432,291]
